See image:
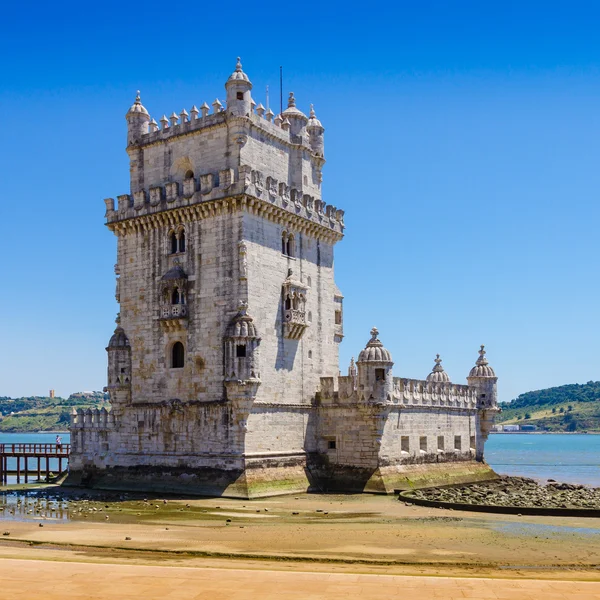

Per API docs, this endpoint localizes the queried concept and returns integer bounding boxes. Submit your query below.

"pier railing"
[0,443,70,484]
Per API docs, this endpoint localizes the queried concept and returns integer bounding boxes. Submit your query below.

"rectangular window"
[470,435,476,450]
[419,436,427,452]
[437,436,445,452]
[327,439,336,450]
[401,436,409,453]
[236,92,244,100]
[335,310,342,325]
[236,344,247,358]
[454,435,462,451]
[375,368,385,381]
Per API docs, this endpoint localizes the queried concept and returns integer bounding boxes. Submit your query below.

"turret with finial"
[225,57,253,117]
[126,91,150,146]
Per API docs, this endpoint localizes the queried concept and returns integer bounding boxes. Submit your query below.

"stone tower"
[68,60,499,497]
[69,59,345,496]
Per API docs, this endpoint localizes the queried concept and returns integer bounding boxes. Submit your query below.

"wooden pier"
[0,443,70,484]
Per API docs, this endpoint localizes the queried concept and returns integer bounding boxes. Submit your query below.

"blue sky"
[1,0,599,401]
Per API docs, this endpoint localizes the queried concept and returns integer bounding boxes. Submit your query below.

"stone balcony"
[159,304,188,329]
[284,309,308,340]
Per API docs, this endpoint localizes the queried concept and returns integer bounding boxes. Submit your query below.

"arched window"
[285,295,291,310]
[184,170,194,179]
[178,230,185,253]
[286,235,293,257]
[282,232,287,255]
[172,342,185,369]
[171,288,180,305]
[170,231,178,254]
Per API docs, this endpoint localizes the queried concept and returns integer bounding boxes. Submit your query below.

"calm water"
[487,433,600,487]
[0,432,599,487]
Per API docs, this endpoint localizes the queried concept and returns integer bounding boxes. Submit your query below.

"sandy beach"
[1,489,600,598]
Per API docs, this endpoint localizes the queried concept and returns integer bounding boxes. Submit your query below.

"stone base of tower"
[306,459,498,495]
[64,454,313,499]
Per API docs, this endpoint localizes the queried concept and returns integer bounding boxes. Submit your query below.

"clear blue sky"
[1,0,599,401]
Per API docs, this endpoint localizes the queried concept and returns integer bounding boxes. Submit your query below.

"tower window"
[327,439,336,450]
[237,92,244,100]
[335,310,342,325]
[184,170,194,179]
[375,368,385,381]
[178,230,185,253]
[401,436,410,453]
[282,232,295,257]
[171,342,185,369]
[454,435,462,451]
[437,436,445,452]
[236,344,247,358]
[170,232,178,254]
[419,436,427,452]
[171,288,181,305]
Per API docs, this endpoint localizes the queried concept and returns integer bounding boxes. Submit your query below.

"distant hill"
[498,381,600,432]
[0,392,108,432]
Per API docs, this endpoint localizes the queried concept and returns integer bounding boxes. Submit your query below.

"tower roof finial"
[126,90,149,117]
[236,57,242,72]
[227,57,251,85]
[427,353,450,383]
[468,344,496,378]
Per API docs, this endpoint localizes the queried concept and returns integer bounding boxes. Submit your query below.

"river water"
[1,432,599,487]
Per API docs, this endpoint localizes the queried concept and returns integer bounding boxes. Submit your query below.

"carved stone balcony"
[284,308,307,340]
[159,304,188,329]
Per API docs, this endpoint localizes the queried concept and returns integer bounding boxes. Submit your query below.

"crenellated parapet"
[103,164,344,240]
[318,375,477,409]
[70,407,115,430]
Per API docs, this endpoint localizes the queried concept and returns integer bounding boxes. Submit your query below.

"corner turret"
[467,345,499,461]
[126,92,150,146]
[356,327,394,403]
[282,92,308,137]
[225,57,253,118]
[105,318,132,411]
[307,104,324,157]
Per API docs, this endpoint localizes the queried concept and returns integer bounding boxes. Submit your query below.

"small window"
[236,92,244,100]
[178,230,186,253]
[375,368,385,381]
[401,436,409,453]
[236,344,247,358]
[437,436,445,452]
[327,439,336,450]
[171,342,185,369]
[303,175,308,185]
[454,435,462,451]
[307,311,312,323]
[481,393,486,398]
[184,170,194,179]
[171,288,181,305]
[335,310,342,325]
[308,350,313,359]
[470,435,476,450]
[307,276,312,287]
[419,436,427,452]
[170,232,178,254]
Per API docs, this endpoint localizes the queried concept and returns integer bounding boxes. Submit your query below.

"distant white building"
[503,424,520,432]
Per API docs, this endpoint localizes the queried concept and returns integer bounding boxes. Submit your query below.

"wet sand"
[1,490,600,597]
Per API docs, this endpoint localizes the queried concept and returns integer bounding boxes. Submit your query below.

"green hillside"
[0,393,108,432]
[498,381,600,432]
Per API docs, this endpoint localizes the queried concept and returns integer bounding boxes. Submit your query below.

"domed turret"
[426,354,450,383]
[467,345,499,461]
[282,92,308,136]
[224,302,261,385]
[356,327,394,402]
[106,323,132,395]
[107,326,130,349]
[357,327,393,364]
[307,104,324,156]
[225,57,253,118]
[468,345,496,378]
[126,91,150,145]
